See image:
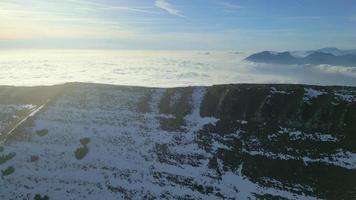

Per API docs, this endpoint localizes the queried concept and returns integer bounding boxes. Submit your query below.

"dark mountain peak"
[306,51,336,58]
[252,51,273,56]
[278,51,294,57]
[317,47,340,52]
[246,49,356,67]
[315,47,356,56]
[245,51,296,64]
[257,51,293,57]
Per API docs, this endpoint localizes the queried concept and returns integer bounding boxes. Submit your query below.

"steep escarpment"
[199,84,356,199]
[0,83,355,200]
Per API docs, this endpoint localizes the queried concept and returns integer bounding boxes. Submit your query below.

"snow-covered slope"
[0,83,355,199]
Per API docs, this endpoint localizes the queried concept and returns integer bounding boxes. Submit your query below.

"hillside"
[0,83,355,199]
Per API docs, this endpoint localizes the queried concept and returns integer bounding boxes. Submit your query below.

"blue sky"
[0,0,355,51]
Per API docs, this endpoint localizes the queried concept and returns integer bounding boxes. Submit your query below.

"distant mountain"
[302,52,356,66]
[316,47,356,56]
[244,51,298,64]
[245,48,356,66]
[291,47,356,57]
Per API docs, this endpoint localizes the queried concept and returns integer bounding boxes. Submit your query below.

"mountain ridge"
[0,82,355,199]
[246,48,356,66]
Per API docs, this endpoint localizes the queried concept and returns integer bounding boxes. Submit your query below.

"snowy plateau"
[0,83,355,200]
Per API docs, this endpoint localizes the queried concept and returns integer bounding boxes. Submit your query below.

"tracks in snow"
[0,100,50,143]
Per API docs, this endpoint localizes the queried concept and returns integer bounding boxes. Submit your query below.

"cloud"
[0,19,134,40]
[66,0,156,14]
[220,2,243,10]
[155,0,184,17]
[0,1,136,41]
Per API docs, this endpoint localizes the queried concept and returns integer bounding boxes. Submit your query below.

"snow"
[0,104,37,137]
[0,86,324,199]
[221,165,317,200]
[302,150,356,170]
[184,87,219,137]
[244,148,356,170]
[28,103,47,117]
[1,87,219,199]
[288,131,339,142]
[237,120,248,124]
[334,92,355,103]
[242,127,354,170]
[303,88,327,103]
[270,87,290,95]
[268,127,339,143]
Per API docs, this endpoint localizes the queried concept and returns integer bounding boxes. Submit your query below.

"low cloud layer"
[154,0,184,17]
[0,50,355,87]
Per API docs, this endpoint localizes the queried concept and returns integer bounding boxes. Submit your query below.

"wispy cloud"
[155,0,184,17]
[0,1,136,40]
[66,0,156,14]
[220,2,243,10]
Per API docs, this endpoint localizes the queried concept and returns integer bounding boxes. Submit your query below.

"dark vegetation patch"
[0,146,4,152]
[159,88,193,131]
[0,84,67,142]
[201,84,356,150]
[137,90,152,113]
[0,110,38,142]
[2,166,15,176]
[36,129,48,137]
[152,171,221,198]
[242,155,356,199]
[30,155,39,162]
[254,193,289,200]
[199,84,356,199]
[4,124,32,142]
[34,194,49,200]
[75,137,91,160]
[0,84,65,105]
[106,184,135,199]
[0,152,16,165]
[155,143,204,167]
[75,146,88,160]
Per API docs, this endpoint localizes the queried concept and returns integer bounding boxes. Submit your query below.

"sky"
[0,0,356,51]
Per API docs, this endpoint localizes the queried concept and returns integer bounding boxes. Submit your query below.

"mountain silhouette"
[246,49,356,66]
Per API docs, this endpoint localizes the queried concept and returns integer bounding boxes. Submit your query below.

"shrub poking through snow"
[75,145,88,160]
[30,155,39,162]
[75,137,91,160]
[36,129,48,137]
[34,194,49,200]
[2,166,15,176]
[0,152,16,165]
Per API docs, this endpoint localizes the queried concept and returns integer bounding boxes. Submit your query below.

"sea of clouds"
[0,49,355,87]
